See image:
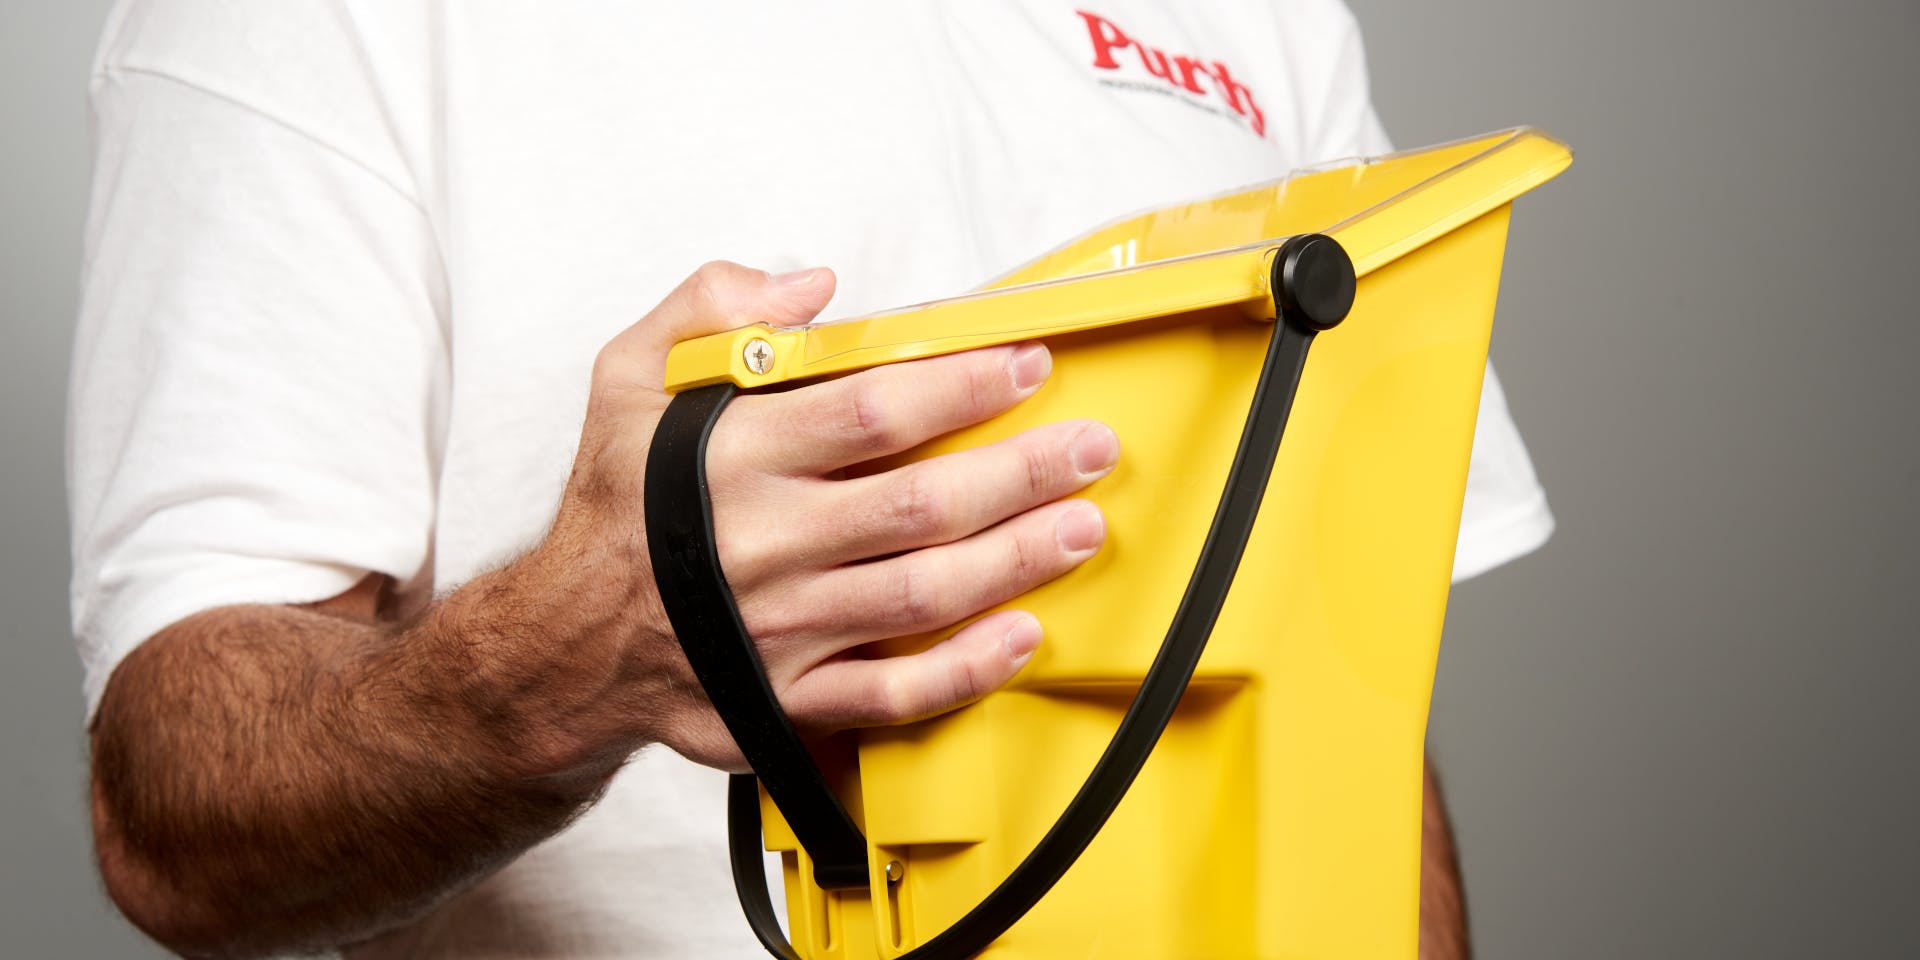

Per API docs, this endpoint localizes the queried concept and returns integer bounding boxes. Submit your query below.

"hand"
[528,262,1118,772]
[81,260,1116,953]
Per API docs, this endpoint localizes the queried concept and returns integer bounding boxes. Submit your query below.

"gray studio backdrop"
[4,1,1916,957]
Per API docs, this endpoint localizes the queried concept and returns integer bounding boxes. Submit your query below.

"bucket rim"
[663,127,1571,392]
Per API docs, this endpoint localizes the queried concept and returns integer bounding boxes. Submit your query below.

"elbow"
[92,771,243,960]
[87,634,283,959]
[91,749,260,959]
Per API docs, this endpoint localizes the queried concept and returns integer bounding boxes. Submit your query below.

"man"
[71,2,1547,956]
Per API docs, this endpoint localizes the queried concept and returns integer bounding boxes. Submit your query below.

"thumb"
[605,261,837,390]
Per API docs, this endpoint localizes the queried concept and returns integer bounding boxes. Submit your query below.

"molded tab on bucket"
[656,129,1571,959]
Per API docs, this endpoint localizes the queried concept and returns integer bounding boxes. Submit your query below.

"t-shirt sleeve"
[69,7,448,718]
[1304,2,1556,583]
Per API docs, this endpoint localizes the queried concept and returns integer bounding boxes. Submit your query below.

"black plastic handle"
[644,379,873,890]
[645,234,1356,957]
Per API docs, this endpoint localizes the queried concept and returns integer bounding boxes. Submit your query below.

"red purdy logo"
[1076,10,1266,137]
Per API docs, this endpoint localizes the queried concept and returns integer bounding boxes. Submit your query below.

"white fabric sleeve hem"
[79,558,387,721]
[1450,491,1555,584]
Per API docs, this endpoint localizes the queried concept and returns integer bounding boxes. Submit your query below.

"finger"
[806,418,1119,564]
[597,261,837,391]
[723,341,1054,475]
[781,610,1044,729]
[745,498,1105,662]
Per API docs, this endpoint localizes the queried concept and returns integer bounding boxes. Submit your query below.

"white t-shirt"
[70,2,1552,956]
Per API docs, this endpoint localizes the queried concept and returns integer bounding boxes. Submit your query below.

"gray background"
[2,0,1915,957]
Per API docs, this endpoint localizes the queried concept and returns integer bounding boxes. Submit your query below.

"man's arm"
[1421,758,1471,960]
[90,567,607,957]
[87,263,1119,958]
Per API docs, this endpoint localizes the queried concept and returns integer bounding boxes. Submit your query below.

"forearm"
[85,263,1103,956]
[1419,758,1470,960]
[88,551,642,958]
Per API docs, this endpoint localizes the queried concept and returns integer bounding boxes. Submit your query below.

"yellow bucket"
[646,128,1572,959]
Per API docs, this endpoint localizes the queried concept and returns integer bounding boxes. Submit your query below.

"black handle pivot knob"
[1273,233,1356,333]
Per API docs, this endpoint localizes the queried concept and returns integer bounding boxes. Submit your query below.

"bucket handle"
[645,234,1355,957]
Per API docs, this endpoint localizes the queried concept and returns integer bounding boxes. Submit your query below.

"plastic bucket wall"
[761,205,1517,960]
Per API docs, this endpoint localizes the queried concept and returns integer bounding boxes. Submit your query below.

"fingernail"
[772,267,824,286]
[1010,343,1052,392]
[1069,422,1119,478]
[1004,614,1042,664]
[1055,502,1106,554]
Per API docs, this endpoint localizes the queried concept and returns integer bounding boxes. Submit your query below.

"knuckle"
[844,381,900,450]
[964,353,1009,418]
[692,258,746,287]
[704,407,753,472]
[1021,442,1056,498]
[686,260,747,314]
[589,343,631,392]
[686,268,722,315]
[1007,527,1043,585]
[713,508,789,589]
[711,524,752,577]
[888,469,949,540]
[889,560,943,629]
[950,653,988,707]
[871,672,915,725]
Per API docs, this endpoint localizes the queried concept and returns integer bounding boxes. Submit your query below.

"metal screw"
[743,338,775,375]
[884,860,905,885]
